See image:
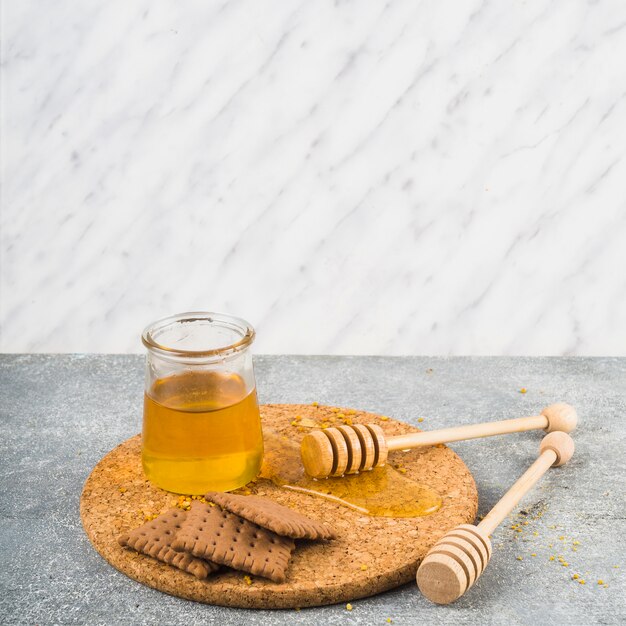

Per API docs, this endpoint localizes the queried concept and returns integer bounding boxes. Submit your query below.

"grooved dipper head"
[300,424,388,478]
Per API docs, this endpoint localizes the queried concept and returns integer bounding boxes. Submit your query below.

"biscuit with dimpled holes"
[203,491,336,540]
[118,508,218,579]
[172,500,295,583]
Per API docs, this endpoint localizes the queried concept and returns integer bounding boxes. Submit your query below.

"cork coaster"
[81,404,478,609]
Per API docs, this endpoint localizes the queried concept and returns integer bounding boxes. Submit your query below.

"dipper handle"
[477,431,575,535]
[387,403,577,451]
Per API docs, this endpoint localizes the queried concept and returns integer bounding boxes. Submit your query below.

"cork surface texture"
[80,404,478,609]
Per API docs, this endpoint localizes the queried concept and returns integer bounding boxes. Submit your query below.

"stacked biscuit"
[118,492,336,583]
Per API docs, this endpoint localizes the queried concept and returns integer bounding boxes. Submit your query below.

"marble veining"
[2,0,625,355]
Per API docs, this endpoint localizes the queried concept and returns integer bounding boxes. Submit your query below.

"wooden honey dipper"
[300,403,577,479]
[416,431,575,604]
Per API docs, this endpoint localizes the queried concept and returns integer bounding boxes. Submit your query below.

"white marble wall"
[2,0,625,355]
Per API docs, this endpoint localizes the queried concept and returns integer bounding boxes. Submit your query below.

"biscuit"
[172,500,295,583]
[204,491,336,540]
[118,508,218,579]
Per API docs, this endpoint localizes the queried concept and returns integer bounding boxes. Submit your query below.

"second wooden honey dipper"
[416,431,575,604]
[300,403,577,478]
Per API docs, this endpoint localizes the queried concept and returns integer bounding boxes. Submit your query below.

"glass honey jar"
[141,312,263,494]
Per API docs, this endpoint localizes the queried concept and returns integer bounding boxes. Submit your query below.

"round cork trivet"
[80,404,478,609]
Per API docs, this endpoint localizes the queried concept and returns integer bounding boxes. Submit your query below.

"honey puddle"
[260,430,442,518]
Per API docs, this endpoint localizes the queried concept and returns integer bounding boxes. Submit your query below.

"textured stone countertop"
[1,355,624,625]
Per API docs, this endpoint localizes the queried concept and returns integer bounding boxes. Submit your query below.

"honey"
[142,370,263,494]
[261,430,441,517]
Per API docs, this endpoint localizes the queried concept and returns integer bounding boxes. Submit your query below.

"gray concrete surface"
[0,354,624,625]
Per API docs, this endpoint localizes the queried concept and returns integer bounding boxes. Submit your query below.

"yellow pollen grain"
[531,553,536,557]
[572,573,579,579]
[520,388,527,394]
[549,556,555,561]
[346,603,353,611]
[516,556,523,561]
[417,418,424,423]
[312,402,319,407]
[597,579,604,585]
[578,579,585,585]
[380,416,389,421]
[243,575,252,586]
[336,413,345,418]
[360,564,368,571]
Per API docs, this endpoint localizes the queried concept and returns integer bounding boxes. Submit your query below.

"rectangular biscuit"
[118,507,218,579]
[204,491,336,540]
[172,500,295,583]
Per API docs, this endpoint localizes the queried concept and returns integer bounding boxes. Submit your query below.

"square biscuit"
[118,508,218,579]
[204,491,336,540]
[172,500,295,583]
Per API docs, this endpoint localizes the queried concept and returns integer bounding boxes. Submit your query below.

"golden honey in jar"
[141,312,263,494]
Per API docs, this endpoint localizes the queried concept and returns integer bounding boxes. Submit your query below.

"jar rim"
[141,311,255,358]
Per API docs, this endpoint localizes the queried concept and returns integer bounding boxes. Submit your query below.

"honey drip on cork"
[260,430,442,518]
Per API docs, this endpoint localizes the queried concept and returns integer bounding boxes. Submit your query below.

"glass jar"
[141,312,263,494]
